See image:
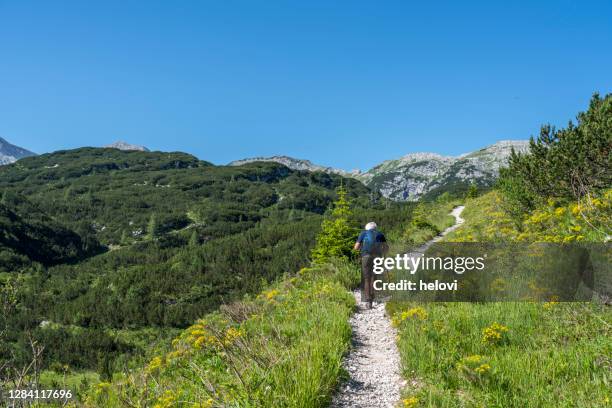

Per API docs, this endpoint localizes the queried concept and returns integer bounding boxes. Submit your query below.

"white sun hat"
[365,222,377,230]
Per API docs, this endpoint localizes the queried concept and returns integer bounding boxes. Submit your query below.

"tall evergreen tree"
[311,187,358,263]
[147,214,159,239]
[189,230,199,247]
[120,230,129,245]
[466,182,479,198]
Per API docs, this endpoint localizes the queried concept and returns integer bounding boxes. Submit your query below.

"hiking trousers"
[361,254,375,303]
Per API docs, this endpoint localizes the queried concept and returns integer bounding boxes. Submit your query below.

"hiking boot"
[367,301,373,309]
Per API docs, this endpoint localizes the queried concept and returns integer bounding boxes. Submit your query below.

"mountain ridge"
[229,155,359,176]
[0,137,37,165]
[1,137,529,200]
[229,140,529,200]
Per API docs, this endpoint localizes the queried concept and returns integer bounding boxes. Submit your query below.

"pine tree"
[189,230,199,247]
[147,214,159,239]
[436,192,452,203]
[499,93,611,216]
[311,187,358,263]
[411,202,430,228]
[120,230,129,245]
[96,352,113,382]
[466,182,478,198]
[63,186,73,200]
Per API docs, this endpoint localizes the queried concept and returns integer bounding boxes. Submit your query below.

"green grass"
[39,370,100,398]
[388,301,611,407]
[86,261,360,407]
[389,192,612,407]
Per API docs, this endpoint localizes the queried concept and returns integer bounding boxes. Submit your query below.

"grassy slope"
[87,262,359,407]
[80,199,418,407]
[389,192,612,408]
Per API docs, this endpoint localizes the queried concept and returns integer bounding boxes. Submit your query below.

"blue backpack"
[361,230,378,255]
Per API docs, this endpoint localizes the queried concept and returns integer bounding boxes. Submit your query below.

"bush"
[499,93,611,218]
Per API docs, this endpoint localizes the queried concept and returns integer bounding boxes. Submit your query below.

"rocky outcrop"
[105,141,150,152]
[0,137,36,165]
[229,155,358,176]
[357,140,529,200]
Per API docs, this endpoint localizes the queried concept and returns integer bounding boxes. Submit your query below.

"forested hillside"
[0,147,379,255]
[0,197,95,270]
[0,147,408,390]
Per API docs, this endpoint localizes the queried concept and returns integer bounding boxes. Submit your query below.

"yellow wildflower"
[402,307,428,320]
[194,335,218,349]
[474,363,491,374]
[264,289,280,301]
[153,390,176,408]
[461,355,482,364]
[403,396,419,407]
[146,356,164,374]
[482,322,509,345]
[192,398,214,408]
[223,327,243,345]
[457,355,493,380]
[393,307,428,326]
[544,295,560,309]
[94,382,111,396]
[543,301,557,310]
[167,349,186,360]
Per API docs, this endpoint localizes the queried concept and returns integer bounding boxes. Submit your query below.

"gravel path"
[329,206,465,408]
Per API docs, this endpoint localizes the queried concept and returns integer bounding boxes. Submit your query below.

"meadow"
[389,192,611,408]
[86,261,360,407]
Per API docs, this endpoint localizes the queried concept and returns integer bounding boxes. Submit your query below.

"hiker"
[354,222,389,309]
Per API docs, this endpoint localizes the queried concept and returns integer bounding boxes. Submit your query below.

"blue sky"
[0,1,610,171]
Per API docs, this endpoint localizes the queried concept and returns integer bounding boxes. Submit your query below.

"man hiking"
[354,222,388,309]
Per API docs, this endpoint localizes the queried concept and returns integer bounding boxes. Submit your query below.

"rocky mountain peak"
[105,141,150,152]
[229,155,350,176]
[359,140,529,201]
[228,140,530,201]
[0,137,37,165]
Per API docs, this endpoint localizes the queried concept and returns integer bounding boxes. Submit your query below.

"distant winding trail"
[329,206,465,408]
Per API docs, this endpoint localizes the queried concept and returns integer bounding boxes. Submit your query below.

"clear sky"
[0,1,610,171]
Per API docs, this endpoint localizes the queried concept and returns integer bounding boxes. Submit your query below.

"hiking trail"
[330,206,465,408]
